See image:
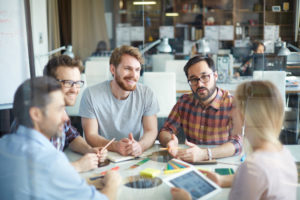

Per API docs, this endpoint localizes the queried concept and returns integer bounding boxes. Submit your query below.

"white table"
[64,144,300,200]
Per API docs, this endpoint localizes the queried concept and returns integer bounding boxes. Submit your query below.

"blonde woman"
[171,81,297,200]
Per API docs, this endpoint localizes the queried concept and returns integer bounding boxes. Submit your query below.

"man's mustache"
[196,87,208,93]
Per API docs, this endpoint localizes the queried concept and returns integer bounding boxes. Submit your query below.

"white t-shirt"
[79,80,159,141]
[229,147,298,200]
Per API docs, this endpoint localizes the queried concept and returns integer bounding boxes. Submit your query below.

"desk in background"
[64,144,300,200]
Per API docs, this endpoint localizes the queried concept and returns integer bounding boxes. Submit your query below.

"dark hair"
[13,76,61,129]
[43,55,84,79]
[109,45,144,67]
[252,40,265,52]
[183,56,215,78]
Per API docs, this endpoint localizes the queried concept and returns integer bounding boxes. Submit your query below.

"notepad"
[140,168,161,178]
[107,151,135,162]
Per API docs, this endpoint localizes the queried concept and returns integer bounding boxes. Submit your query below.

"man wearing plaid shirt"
[159,56,242,163]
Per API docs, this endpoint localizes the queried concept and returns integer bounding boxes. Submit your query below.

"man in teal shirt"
[0,77,120,200]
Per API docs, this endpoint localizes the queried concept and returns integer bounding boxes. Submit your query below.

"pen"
[89,175,104,181]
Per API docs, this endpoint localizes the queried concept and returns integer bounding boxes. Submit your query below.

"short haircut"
[109,45,144,67]
[235,81,284,145]
[252,40,265,52]
[13,76,62,129]
[43,55,84,79]
[183,56,215,78]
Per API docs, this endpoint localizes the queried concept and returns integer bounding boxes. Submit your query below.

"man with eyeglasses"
[43,55,107,172]
[159,56,242,162]
[0,77,120,200]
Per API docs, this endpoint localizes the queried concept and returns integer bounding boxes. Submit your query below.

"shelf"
[206,9,233,13]
[236,10,264,13]
[265,11,294,13]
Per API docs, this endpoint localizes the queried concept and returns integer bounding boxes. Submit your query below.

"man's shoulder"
[135,83,155,95]
[178,93,194,103]
[84,80,110,96]
[217,88,233,101]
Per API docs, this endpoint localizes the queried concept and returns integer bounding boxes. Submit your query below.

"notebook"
[107,151,135,162]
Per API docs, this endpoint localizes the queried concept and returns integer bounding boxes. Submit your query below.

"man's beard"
[115,72,137,91]
[193,82,216,102]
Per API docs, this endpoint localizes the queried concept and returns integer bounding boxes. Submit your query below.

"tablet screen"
[169,170,216,199]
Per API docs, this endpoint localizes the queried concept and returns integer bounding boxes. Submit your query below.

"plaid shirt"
[160,88,242,155]
[51,119,80,151]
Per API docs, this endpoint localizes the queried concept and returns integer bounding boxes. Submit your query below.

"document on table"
[107,151,135,162]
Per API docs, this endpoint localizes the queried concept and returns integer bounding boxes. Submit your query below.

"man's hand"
[170,187,192,200]
[85,147,108,163]
[167,134,179,157]
[115,138,130,156]
[72,153,99,172]
[100,170,122,200]
[176,140,208,162]
[126,133,143,157]
[103,170,122,188]
[98,147,108,163]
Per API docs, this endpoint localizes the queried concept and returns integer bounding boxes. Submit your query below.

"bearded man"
[158,56,242,162]
[79,45,159,157]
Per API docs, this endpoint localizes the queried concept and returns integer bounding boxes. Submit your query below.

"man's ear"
[29,107,43,124]
[214,71,218,81]
[110,64,115,77]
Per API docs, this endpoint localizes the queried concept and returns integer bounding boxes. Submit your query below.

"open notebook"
[107,151,135,162]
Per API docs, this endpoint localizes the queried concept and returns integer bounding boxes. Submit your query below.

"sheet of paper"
[159,26,174,38]
[130,26,144,41]
[205,26,219,40]
[218,25,234,40]
[116,24,131,47]
[264,25,279,41]
[107,151,134,162]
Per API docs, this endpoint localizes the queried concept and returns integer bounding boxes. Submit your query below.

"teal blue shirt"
[0,125,108,200]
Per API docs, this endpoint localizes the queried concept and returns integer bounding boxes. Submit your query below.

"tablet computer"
[164,167,221,200]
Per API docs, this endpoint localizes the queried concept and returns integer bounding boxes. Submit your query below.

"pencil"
[159,147,181,151]
[102,138,115,151]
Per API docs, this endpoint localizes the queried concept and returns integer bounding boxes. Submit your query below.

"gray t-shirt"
[79,80,159,141]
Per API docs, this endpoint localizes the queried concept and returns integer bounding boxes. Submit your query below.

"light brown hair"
[109,45,144,67]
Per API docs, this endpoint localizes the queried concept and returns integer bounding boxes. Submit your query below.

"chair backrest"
[165,60,189,91]
[65,74,87,116]
[143,72,176,118]
[85,58,111,87]
[253,71,286,106]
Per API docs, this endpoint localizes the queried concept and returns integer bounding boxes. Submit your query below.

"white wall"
[30,0,48,76]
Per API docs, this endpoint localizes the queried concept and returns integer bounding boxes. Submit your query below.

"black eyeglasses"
[188,73,213,86]
[57,80,84,88]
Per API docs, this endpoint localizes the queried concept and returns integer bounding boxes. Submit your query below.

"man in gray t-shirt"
[79,45,159,157]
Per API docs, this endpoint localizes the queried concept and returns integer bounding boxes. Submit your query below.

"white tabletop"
[64,144,300,200]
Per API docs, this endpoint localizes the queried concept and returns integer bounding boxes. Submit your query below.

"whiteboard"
[0,0,30,109]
